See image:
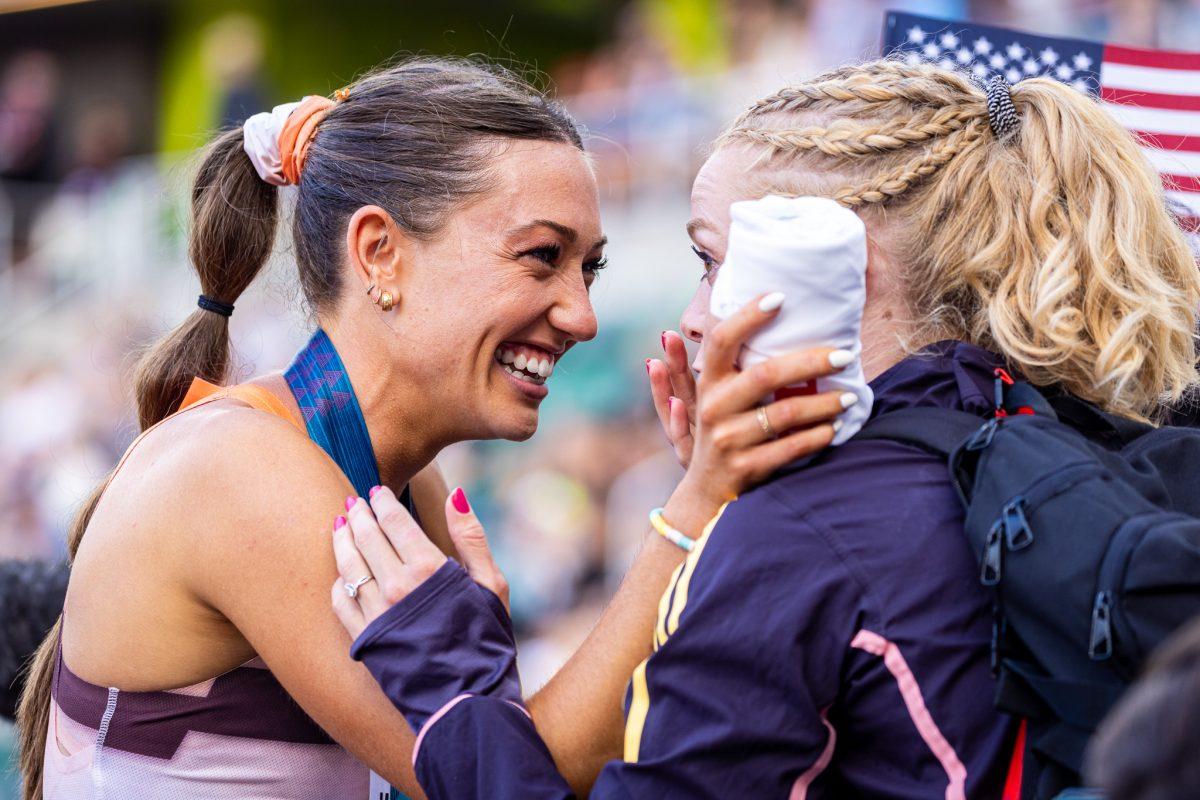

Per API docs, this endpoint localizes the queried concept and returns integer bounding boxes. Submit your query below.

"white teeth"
[494,345,557,382]
[501,363,545,385]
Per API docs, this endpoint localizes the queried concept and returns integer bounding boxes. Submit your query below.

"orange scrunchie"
[278,95,336,185]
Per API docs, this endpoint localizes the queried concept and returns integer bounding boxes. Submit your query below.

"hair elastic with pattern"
[649,507,696,553]
[984,75,1020,139]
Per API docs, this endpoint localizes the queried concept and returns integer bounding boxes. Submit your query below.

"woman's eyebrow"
[507,219,607,250]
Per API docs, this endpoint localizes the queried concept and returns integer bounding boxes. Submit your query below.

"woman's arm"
[175,411,428,795]
[526,298,851,792]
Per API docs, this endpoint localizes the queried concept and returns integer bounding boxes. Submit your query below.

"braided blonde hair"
[720,59,1200,421]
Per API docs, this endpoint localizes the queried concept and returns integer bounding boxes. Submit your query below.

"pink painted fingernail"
[645,358,652,374]
[451,487,470,514]
[369,486,382,499]
[668,396,678,411]
[334,515,346,530]
[345,496,356,511]
[661,331,668,350]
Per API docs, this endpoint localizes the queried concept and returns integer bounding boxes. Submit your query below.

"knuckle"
[749,361,777,390]
[772,401,796,428]
[456,521,488,545]
[697,401,719,428]
[378,508,409,531]
[380,579,406,606]
[711,425,736,452]
[351,523,375,547]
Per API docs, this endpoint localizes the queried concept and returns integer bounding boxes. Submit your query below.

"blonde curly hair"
[719,59,1200,422]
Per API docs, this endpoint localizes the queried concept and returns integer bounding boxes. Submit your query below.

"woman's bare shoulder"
[96,400,351,559]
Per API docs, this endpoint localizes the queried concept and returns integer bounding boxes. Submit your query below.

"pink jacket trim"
[790,706,836,799]
[412,695,532,768]
[851,629,967,800]
[413,694,474,767]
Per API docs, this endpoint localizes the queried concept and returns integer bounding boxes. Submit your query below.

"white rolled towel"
[709,195,872,445]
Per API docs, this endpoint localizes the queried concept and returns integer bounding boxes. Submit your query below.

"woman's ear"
[345,205,411,301]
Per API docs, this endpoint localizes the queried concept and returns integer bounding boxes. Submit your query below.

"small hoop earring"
[379,291,395,312]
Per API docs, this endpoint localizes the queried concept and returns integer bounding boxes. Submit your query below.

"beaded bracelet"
[649,507,696,553]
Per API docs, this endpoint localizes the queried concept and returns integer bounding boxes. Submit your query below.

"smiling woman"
[14,58,601,800]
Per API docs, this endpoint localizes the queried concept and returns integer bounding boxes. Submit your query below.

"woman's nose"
[680,283,710,344]
[550,279,599,344]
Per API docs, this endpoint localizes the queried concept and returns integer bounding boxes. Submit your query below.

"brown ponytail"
[16,126,278,798]
[134,127,280,429]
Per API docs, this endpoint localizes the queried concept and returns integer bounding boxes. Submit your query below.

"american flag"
[883,11,1200,236]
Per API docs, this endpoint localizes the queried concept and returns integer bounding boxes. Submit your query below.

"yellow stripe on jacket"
[624,504,728,763]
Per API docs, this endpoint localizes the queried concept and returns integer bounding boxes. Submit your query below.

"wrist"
[662,478,724,541]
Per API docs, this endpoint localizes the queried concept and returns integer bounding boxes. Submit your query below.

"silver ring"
[344,575,373,598]
[756,406,778,440]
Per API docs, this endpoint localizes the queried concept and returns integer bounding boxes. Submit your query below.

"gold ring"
[756,406,777,440]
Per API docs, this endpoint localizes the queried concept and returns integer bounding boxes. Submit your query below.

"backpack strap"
[853,406,987,459]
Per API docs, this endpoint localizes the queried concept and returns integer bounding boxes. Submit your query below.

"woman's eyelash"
[690,244,716,267]
[691,244,720,283]
[585,256,608,273]
[523,243,562,264]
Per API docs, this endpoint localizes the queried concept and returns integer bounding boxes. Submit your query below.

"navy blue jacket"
[352,341,1018,798]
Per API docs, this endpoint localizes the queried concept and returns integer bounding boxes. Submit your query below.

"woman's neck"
[859,302,910,383]
[321,321,448,489]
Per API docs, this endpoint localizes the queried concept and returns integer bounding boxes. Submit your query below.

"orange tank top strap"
[179,377,303,430]
[107,379,303,479]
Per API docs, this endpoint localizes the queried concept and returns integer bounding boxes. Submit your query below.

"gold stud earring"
[379,291,395,312]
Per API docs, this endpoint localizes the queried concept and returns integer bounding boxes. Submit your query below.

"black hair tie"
[985,75,1020,139]
[197,295,235,318]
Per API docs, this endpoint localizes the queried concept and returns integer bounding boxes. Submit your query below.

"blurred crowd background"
[2,0,1200,794]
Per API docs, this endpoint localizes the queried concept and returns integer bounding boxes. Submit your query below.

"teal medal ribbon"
[284,328,413,800]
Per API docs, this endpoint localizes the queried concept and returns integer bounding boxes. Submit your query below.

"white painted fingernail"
[833,419,844,433]
[840,392,858,409]
[758,292,786,312]
[828,350,854,368]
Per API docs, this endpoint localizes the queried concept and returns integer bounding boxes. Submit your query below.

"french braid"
[713,58,1200,421]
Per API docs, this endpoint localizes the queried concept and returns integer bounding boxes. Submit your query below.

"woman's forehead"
[690,146,760,233]
[464,141,602,238]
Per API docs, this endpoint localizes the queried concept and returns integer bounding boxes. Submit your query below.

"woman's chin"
[476,400,541,442]
[498,404,540,441]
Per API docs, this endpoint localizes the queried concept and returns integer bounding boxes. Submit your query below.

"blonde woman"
[330,60,1200,798]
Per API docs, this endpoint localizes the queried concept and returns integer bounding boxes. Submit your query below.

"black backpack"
[855,369,1200,800]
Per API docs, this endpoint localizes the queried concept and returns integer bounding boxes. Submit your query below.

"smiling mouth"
[495,343,557,386]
